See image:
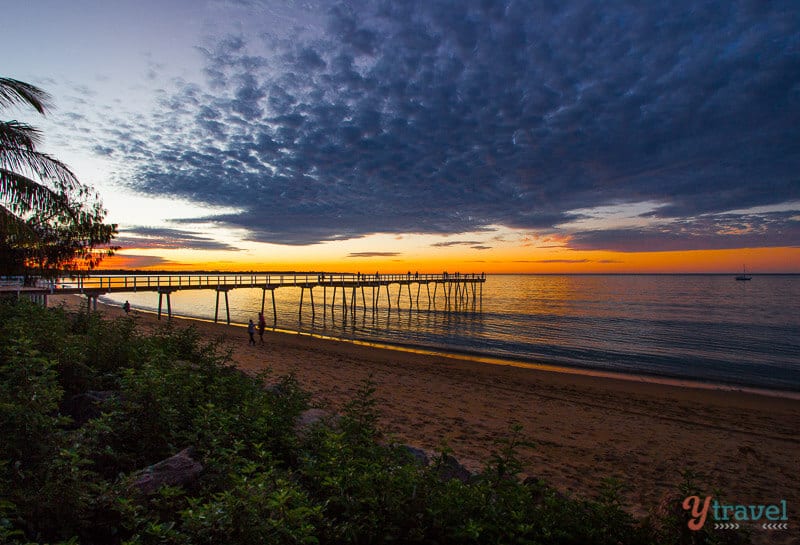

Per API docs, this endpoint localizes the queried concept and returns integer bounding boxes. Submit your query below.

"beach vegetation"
[0,77,116,282]
[0,299,750,544]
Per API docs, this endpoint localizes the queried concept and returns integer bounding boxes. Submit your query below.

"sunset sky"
[3,0,799,273]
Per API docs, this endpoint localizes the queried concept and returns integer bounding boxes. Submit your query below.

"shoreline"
[47,295,800,543]
[100,297,800,401]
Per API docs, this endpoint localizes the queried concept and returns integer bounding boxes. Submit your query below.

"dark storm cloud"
[117,227,242,251]
[106,0,797,249]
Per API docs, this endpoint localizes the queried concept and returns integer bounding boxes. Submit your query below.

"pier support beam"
[84,293,100,313]
[214,288,231,325]
[157,289,173,321]
[299,286,305,319]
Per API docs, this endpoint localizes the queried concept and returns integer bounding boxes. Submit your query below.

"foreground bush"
[0,299,747,544]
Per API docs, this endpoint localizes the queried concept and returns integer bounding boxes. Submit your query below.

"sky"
[3,0,799,273]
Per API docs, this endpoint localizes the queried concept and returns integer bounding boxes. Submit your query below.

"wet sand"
[51,295,800,542]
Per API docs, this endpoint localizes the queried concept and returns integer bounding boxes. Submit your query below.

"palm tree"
[0,77,116,280]
[1,79,76,229]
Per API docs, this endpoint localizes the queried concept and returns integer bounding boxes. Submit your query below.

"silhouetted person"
[247,319,256,346]
[123,300,131,314]
[258,312,266,344]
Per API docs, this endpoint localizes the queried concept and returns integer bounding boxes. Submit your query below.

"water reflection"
[101,275,800,390]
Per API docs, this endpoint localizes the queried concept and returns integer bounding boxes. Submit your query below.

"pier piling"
[23,272,486,327]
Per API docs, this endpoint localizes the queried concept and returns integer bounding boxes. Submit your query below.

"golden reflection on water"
[102,274,800,391]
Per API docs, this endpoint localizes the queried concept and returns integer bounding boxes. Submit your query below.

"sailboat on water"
[735,265,752,281]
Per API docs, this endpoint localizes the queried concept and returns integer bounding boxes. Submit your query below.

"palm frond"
[0,202,39,241]
[0,168,74,218]
[0,77,51,114]
[0,147,80,191]
[0,120,42,151]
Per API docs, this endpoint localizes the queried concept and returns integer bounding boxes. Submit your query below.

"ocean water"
[102,274,800,392]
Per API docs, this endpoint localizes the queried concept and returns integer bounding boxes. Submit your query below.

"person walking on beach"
[247,319,256,346]
[257,312,266,344]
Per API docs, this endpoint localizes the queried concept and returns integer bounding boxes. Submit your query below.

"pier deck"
[4,272,486,324]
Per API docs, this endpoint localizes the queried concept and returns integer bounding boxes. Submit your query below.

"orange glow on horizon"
[97,245,800,274]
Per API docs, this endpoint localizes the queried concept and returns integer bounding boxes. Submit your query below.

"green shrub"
[0,300,750,545]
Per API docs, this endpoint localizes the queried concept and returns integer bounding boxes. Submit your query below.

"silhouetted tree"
[0,77,116,282]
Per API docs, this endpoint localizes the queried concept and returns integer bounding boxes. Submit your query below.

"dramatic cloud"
[78,0,799,250]
[116,227,243,251]
[569,211,800,251]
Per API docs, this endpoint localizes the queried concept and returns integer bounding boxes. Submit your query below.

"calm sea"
[102,275,800,392]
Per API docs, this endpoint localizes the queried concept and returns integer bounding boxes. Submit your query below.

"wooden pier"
[4,272,486,324]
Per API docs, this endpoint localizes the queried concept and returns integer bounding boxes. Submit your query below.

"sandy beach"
[50,295,800,541]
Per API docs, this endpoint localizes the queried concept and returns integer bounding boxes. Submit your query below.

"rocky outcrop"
[397,444,431,467]
[131,447,203,495]
[435,453,473,483]
[393,445,472,482]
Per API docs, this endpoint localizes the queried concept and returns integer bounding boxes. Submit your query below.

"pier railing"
[10,272,486,324]
[51,272,485,292]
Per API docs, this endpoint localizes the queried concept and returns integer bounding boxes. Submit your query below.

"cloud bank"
[86,0,800,250]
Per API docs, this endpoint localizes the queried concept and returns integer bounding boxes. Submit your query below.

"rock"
[264,382,287,396]
[296,407,330,426]
[293,408,338,438]
[398,444,431,467]
[132,447,203,495]
[60,390,115,428]
[435,453,473,483]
